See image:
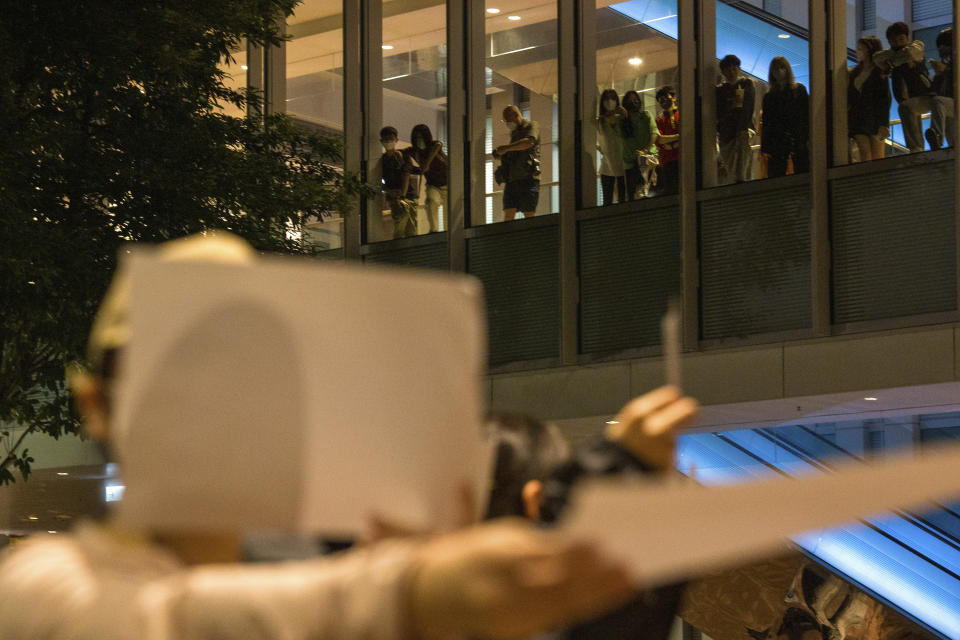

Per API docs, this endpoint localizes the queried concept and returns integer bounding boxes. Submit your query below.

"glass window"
[480,1,559,224]
[840,0,953,163]
[373,1,448,242]
[218,44,247,118]
[589,0,679,205]
[710,1,810,185]
[286,0,345,251]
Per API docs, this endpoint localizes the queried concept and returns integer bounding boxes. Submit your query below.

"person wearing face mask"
[653,86,681,196]
[595,89,626,206]
[493,105,541,221]
[874,22,938,153]
[716,54,756,184]
[760,56,809,178]
[847,37,892,163]
[380,126,419,239]
[405,124,448,233]
[928,28,955,150]
[619,91,658,199]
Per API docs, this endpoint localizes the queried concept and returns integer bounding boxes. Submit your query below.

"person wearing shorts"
[494,105,541,221]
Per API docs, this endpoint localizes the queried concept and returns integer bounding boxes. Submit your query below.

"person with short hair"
[847,36,892,162]
[380,126,419,238]
[493,105,541,221]
[716,54,756,184]
[654,86,681,196]
[874,21,945,153]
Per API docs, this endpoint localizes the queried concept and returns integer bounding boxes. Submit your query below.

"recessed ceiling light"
[864,397,878,401]
[487,7,501,14]
[605,420,620,425]
[26,281,36,285]
[382,44,394,50]
[27,516,38,521]
[778,33,790,39]
[628,57,643,66]
[508,15,521,20]
[240,64,249,70]
[47,531,57,534]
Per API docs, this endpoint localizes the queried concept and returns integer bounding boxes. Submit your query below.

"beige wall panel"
[629,346,783,405]
[784,328,956,397]
[490,363,632,419]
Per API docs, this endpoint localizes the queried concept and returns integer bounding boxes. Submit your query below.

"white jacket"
[0,523,419,640]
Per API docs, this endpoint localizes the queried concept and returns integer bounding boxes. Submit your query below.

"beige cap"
[86,231,256,374]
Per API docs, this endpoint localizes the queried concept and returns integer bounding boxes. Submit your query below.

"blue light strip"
[677,431,960,638]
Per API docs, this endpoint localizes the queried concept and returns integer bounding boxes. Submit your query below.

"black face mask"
[625,101,640,111]
[939,46,952,64]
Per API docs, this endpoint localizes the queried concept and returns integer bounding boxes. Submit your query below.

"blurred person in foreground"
[0,232,638,640]
[484,385,700,640]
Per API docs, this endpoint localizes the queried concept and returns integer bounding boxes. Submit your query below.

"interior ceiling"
[286,0,677,93]
[553,382,960,437]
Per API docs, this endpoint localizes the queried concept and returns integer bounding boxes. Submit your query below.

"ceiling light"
[47,531,57,534]
[605,420,620,425]
[487,7,501,13]
[864,397,878,401]
[26,281,36,285]
[628,57,643,66]
[508,15,521,20]
[778,34,790,39]
[27,516,38,521]
[382,44,394,50]
[240,65,249,70]
[56,472,69,476]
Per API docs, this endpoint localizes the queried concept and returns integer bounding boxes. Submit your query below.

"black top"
[405,142,448,188]
[542,439,686,640]
[716,77,756,143]
[381,150,418,199]
[933,63,954,99]
[761,83,809,156]
[501,120,541,181]
[847,66,892,137]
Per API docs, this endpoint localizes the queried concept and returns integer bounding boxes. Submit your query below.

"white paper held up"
[113,252,489,536]
[562,442,960,586]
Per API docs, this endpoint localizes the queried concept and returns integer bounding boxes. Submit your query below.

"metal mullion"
[446,0,467,271]
[343,0,364,259]
[810,0,831,336]
[559,0,582,364]
[679,0,700,350]
[954,0,960,312]
[467,0,485,230]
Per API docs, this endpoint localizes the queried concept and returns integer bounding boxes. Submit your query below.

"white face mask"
[505,121,518,131]
[383,141,396,151]
[603,99,618,111]
[774,68,787,81]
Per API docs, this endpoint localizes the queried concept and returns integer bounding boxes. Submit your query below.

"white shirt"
[0,523,419,640]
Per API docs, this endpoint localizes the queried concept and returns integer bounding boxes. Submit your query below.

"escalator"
[677,422,960,639]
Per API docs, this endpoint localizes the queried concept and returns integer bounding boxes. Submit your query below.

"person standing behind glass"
[874,22,935,153]
[380,126,418,239]
[407,124,447,233]
[619,90,657,200]
[596,89,626,206]
[716,54,756,184]
[927,28,955,150]
[654,86,681,196]
[493,105,541,221]
[760,56,810,177]
[847,37,891,162]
